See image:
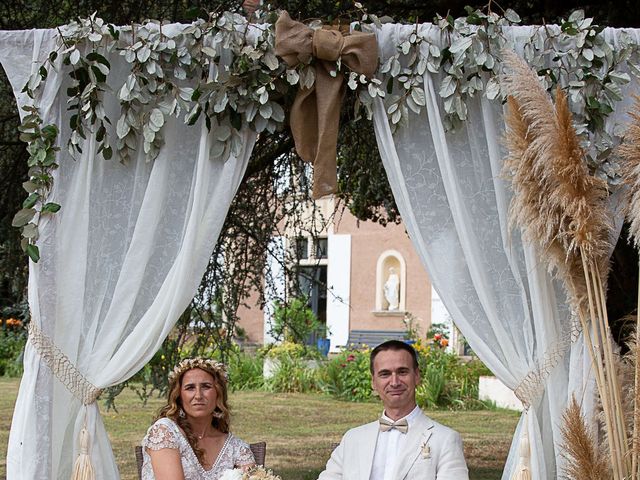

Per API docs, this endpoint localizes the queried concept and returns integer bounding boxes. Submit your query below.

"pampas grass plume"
[561,396,610,479]
[619,95,640,247]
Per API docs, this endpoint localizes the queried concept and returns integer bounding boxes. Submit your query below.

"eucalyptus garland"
[15,6,640,261]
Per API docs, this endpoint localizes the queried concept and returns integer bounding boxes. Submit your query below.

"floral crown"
[168,357,228,385]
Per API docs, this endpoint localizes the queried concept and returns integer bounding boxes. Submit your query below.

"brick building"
[235,196,456,353]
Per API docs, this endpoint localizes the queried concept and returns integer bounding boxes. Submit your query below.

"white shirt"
[370,405,421,480]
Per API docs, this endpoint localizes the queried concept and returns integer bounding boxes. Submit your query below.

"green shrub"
[416,364,446,408]
[414,339,491,409]
[0,321,27,377]
[318,348,372,402]
[227,352,264,391]
[266,354,319,393]
[261,340,321,361]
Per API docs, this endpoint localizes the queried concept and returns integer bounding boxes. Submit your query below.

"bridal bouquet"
[219,466,282,480]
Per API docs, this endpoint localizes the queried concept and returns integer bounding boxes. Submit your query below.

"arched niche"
[375,250,407,312]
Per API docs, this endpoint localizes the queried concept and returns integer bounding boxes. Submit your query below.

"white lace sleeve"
[233,439,256,467]
[142,421,180,451]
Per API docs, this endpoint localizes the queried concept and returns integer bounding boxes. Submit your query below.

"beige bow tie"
[379,417,409,434]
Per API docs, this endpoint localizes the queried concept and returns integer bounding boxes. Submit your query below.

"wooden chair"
[136,441,267,479]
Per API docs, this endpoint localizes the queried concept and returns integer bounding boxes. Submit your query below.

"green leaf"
[230,110,242,131]
[32,148,46,165]
[42,203,61,213]
[91,65,106,83]
[446,15,454,27]
[504,9,521,23]
[466,13,481,25]
[12,208,36,227]
[22,223,38,239]
[201,46,217,57]
[108,24,119,40]
[439,76,457,97]
[22,181,38,193]
[149,108,164,129]
[87,52,111,68]
[96,125,106,142]
[568,9,585,23]
[449,37,473,55]
[19,132,38,143]
[70,49,81,65]
[26,244,40,263]
[42,149,57,167]
[561,22,578,35]
[22,193,39,209]
[387,77,394,94]
[186,106,202,126]
[102,145,113,160]
[41,124,58,140]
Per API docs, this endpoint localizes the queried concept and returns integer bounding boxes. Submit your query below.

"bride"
[140,358,256,479]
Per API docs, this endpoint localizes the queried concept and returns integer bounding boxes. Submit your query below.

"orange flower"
[439,338,449,348]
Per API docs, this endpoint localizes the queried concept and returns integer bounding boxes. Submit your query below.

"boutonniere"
[420,440,431,459]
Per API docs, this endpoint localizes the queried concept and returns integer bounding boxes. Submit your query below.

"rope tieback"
[513,333,573,408]
[275,11,378,198]
[28,322,103,405]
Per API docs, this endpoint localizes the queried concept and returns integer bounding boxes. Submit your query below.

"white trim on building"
[327,234,351,352]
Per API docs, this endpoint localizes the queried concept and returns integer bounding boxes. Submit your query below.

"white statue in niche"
[383,267,400,311]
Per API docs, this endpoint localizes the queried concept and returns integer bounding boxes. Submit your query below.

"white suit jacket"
[318,409,469,480]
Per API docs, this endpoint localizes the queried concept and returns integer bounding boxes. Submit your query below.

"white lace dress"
[141,418,255,480]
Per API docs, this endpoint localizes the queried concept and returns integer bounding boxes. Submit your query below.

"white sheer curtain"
[373,24,635,479]
[0,26,255,479]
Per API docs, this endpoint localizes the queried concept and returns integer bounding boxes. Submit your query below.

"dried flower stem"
[575,287,620,479]
[634,266,640,480]
[581,255,630,478]
[594,263,629,469]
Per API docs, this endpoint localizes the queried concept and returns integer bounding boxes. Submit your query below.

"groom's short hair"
[369,340,419,374]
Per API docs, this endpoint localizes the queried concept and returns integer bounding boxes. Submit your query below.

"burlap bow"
[275,11,378,198]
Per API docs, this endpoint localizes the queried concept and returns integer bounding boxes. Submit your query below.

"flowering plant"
[219,466,282,480]
[318,346,372,401]
[3,318,23,328]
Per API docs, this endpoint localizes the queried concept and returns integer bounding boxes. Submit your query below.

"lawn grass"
[0,377,519,479]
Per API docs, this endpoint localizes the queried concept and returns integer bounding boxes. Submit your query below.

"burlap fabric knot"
[275,11,378,198]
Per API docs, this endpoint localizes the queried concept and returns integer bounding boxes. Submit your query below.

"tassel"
[512,418,532,480]
[71,426,96,480]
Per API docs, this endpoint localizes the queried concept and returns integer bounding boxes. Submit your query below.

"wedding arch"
[1,6,640,479]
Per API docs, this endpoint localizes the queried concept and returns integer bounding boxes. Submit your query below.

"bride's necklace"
[197,430,207,440]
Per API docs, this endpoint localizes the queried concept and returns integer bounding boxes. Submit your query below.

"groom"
[318,340,469,480]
